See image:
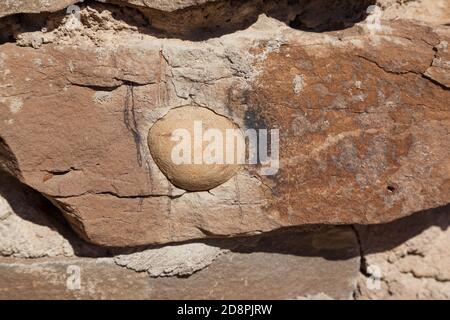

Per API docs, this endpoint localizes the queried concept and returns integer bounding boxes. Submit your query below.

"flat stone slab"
[0,226,360,299]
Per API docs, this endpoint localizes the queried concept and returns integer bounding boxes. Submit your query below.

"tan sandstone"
[148,106,243,191]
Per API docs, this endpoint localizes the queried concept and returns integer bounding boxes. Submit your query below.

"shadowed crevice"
[0,137,22,179]
[0,0,376,43]
[0,171,112,257]
[1,168,448,262]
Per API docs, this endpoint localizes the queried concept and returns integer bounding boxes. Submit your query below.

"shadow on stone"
[354,204,450,255]
[1,169,449,261]
[0,171,111,257]
[96,0,376,40]
[1,0,376,43]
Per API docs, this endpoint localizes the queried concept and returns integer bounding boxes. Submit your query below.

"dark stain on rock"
[123,83,143,167]
[227,25,450,224]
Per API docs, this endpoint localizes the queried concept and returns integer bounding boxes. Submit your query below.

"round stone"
[148,106,244,191]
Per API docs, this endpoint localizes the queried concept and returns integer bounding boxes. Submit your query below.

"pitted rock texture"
[109,0,221,12]
[0,171,112,257]
[0,2,449,246]
[0,0,79,18]
[148,106,243,191]
[355,205,450,299]
[0,0,219,18]
[114,243,225,277]
[379,0,450,25]
[0,226,360,299]
[0,172,74,258]
[1,0,377,41]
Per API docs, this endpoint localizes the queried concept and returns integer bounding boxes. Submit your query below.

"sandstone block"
[0,3,449,246]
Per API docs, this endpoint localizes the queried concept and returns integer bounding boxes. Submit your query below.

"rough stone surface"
[355,205,450,300]
[148,106,243,191]
[1,0,447,30]
[114,243,226,277]
[0,0,79,18]
[0,0,449,301]
[0,172,75,258]
[0,0,221,18]
[2,199,450,299]
[0,0,379,43]
[0,1,449,246]
[108,0,220,12]
[0,226,360,299]
[378,0,450,25]
[0,171,112,257]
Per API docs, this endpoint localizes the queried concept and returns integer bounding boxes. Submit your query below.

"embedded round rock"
[148,106,244,191]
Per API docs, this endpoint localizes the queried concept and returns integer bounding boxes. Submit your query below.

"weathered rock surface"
[379,0,450,25]
[0,0,221,18]
[2,0,377,40]
[355,204,450,300]
[1,188,449,299]
[0,172,75,258]
[1,0,449,301]
[0,1,449,246]
[0,0,79,18]
[115,242,226,277]
[108,0,220,12]
[0,171,113,257]
[0,226,360,299]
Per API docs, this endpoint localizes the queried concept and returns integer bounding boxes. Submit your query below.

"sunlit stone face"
[148,106,244,191]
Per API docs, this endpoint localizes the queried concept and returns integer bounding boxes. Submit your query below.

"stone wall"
[0,0,449,299]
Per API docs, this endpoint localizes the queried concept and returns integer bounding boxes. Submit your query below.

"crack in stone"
[357,49,449,92]
[53,190,185,200]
